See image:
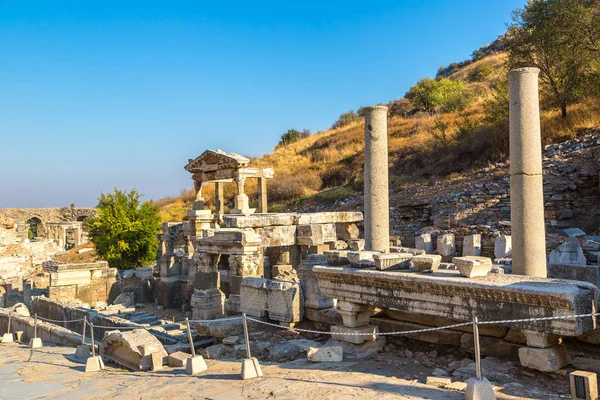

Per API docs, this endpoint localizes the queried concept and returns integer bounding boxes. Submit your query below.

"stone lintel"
[313,266,599,336]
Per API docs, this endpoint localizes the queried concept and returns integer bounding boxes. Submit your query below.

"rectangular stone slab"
[313,266,599,336]
[223,214,299,228]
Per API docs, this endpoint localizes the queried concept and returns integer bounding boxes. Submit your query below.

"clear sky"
[0,0,524,208]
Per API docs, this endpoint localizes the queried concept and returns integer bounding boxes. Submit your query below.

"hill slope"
[159,49,600,221]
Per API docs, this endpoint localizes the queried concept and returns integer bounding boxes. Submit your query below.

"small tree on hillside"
[507,0,600,118]
[278,129,301,147]
[87,188,161,269]
[406,78,472,113]
[331,110,360,129]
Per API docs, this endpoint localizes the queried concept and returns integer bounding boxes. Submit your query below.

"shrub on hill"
[331,110,361,129]
[406,78,472,113]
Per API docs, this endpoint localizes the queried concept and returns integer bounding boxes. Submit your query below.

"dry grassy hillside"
[158,51,600,221]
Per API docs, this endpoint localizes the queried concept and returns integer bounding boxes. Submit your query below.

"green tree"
[331,110,361,129]
[87,188,161,269]
[507,0,600,118]
[278,129,301,147]
[406,77,472,113]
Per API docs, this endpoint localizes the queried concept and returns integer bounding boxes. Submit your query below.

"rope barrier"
[18,311,600,337]
[35,316,87,324]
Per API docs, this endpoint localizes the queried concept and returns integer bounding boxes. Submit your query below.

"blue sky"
[0,0,524,207]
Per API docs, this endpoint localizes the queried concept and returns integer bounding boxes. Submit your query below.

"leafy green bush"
[468,63,493,82]
[331,110,360,129]
[406,78,472,113]
[278,129,301,147]
[86,188,161,269]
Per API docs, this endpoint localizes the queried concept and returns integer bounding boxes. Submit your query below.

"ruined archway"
[26,217,42,239]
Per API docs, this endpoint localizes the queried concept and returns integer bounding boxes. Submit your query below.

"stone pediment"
[185,150,250,173]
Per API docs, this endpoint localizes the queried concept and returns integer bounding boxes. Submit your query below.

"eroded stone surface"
[99,329,168,371]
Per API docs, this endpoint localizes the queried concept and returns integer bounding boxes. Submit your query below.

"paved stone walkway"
[0,342,565,399]
[0,342,467,399]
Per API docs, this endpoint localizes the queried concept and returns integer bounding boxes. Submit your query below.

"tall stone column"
[193,182,205,210]
[364,106,390,253]
[508,67,547,277]
[215,182,225,215]
[257,177,268,214]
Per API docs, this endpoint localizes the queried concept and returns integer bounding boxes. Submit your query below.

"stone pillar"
[508,67,547,277]
[215,182,225,215]
[193,182,205,211]
[257,177,268,214]
[363,106,390,253]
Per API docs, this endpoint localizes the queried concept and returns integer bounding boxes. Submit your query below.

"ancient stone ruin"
[1,68,600,397]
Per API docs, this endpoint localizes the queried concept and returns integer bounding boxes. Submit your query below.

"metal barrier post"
[185,317,196,357]
[242,313,252,359]
[472,315,481,379]
[90,322,95,357]
[82,316,87,344]
[34,314,38,339]
[7,311,12,333]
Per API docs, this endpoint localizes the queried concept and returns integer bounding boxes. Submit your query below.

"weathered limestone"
[255,225,296,247]
[336,301,374,327]
[518,345,570,372]
[548,263,600,288]
[347,251,379,268]
[373,253,412,270]
[296,224,336,246]
[99,329,168,371]
[549,237,587,266]
[313,266,599,337]
[436,234,455,257]
[331,324,378,345]
[323,250,350,266]
[411,254,442,272]
[415,234,433,253]
[453,256,493,278]
[297,264,335,310]
[508,67,547,277]
[240,278,303,324]
[363,106,390,253]
[168,351,192,367]
[335,223,360,240]
[494,235,512,258]
[462,234,481,256]
[191,288,225,320]
[307,346,343,362]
